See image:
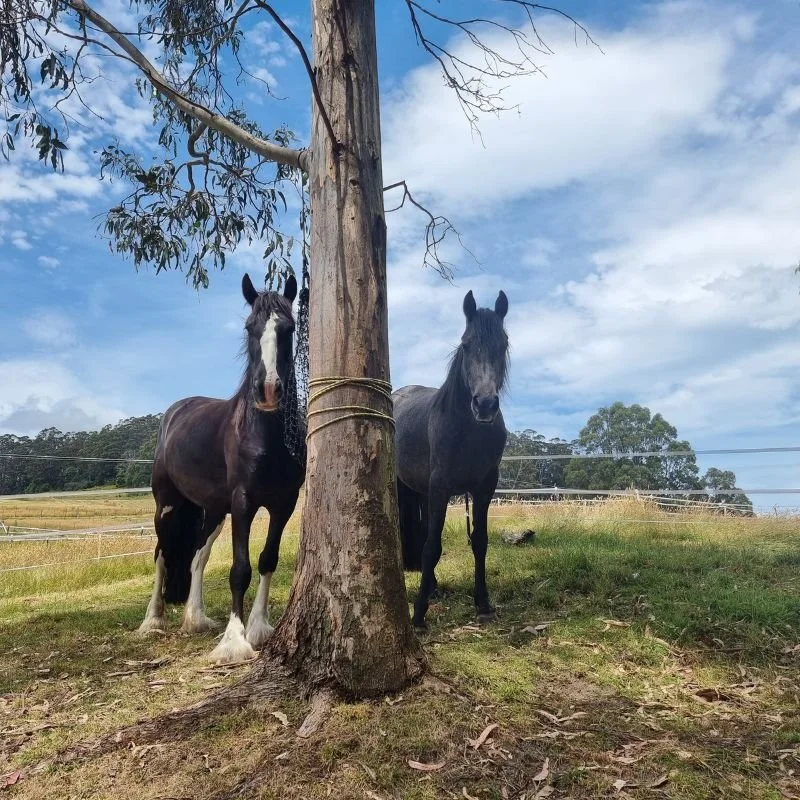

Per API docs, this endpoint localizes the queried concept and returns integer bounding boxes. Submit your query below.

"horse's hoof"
[413,619,429,634]
[245,617,275,649]
[207,640,256,665]
[208,615,257,664]
[137,616,167,636]
[180,613,219,635]
[476,609,497,625]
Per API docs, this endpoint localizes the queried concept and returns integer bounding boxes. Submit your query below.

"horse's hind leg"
[138,542,168,635]
[246,489,299,649]
[470,468,499,623]
[138,492,180,635]
[413,487,449,630]
[418,495,443,599]
[180,511,226,634]
[209,489,257,664]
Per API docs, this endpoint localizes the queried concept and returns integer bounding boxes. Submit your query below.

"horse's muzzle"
[471,394,499,424]
[256,379,282,412]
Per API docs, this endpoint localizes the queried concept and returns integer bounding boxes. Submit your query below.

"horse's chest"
[437,428,504,487]
[230,439,303,501]
[250,450,299,486]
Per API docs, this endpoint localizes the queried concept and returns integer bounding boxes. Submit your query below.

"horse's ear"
[284,274,298,303]
[463,290,477,321]
[495,290,508,320]
[242,273,259,306]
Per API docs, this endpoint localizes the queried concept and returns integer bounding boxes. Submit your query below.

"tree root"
[296,689,334,738]
[32,660,297,773]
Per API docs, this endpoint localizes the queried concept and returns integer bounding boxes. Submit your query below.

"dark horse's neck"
[434,346,471,415]
[232,364,295,435]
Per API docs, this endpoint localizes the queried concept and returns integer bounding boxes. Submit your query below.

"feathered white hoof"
[208,614,257,664]
[245,613,275,649]
[180,609,219,635]
[137,614,167,636]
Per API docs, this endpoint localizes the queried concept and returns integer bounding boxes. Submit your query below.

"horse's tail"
[397,480,428,571]
[161,501,203,604]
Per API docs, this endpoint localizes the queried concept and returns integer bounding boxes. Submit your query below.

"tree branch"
[66,0,308,171]
[383,180,475,280]
[253,1,340,154]
[404,0,599,134]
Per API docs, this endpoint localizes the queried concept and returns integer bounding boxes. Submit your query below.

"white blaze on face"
[260,315,278,386]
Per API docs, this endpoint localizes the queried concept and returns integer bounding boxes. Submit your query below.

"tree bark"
[266,0,425,697]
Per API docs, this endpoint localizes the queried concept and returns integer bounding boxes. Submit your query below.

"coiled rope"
[306,376,394,441]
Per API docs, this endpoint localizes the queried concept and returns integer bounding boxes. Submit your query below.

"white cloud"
[37,255,61,269]
[382,1,800,470]
[382,12,741,212]
[22,311,77,348]
[11,231,32,251]
[0,360,126,436]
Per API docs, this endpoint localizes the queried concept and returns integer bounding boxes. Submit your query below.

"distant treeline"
[0,415,161,495]
[0,402,752,513]
[499,402,753,514]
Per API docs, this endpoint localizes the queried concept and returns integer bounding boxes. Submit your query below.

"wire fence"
[0,444,797,575]
[0,523,155,542]
[0,521,157,574]
[0,549,155,574]
[3,445,800,464]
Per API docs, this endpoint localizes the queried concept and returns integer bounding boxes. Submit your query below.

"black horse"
[138,274,305,663]
[394,289,509,629]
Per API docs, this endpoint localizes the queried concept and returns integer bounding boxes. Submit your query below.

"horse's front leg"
[413,486,449,631]
[209,489,257,664]
[246,489,299,649]
[471,467,499,623]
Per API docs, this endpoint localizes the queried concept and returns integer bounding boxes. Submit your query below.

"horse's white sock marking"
[245,572,274,648]
[181,522,223,634]
[208,613,256,664]
[260,316,278,384]
[138,551,167,635]
[160,505,173,518]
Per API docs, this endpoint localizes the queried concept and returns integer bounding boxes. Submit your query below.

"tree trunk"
[267,0,425,697]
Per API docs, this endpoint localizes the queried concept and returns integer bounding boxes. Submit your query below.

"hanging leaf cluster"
[1,0,303,288]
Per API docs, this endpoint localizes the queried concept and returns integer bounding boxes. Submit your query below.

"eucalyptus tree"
[2,0,592,697]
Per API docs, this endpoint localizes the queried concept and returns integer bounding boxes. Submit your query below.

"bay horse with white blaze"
[138,274,305,663]
[394,289,509,629]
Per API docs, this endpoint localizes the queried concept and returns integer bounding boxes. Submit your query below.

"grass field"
[1,493,799,799]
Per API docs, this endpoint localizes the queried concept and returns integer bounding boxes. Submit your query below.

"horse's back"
[393,385,437,494]
[153,395,231,509]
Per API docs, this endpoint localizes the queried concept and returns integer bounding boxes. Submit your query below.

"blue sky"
[1,0,799,509]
